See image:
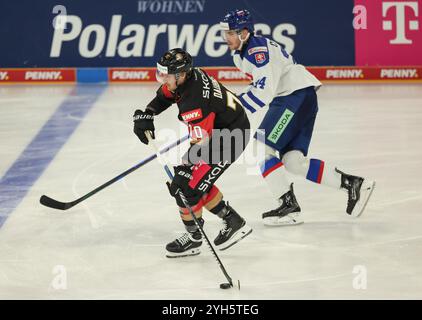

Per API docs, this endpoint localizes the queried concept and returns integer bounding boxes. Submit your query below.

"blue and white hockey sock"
[259,156,292,199]
[282,151,341,189]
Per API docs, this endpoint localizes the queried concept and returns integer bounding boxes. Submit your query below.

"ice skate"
[262,183,303,226]
[336,168,375,218]
[214,205,252,251]
[166,230,202,258]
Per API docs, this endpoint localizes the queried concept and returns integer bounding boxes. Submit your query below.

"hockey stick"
[39,135,189,211]
[146,132,239,290]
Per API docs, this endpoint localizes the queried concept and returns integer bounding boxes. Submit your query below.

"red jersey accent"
[189,161,212,189]
[317,161,325,184]
[179,202,203,215]
[178,185,220,214]
[188,112,216,140]
[161,84,174,99]
[202,185,220,206]
[262,162,283,178]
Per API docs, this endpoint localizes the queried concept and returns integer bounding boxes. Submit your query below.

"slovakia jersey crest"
[255,53,266,64]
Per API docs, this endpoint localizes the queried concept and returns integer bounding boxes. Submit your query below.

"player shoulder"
[246,36,269,54]
[191,67,203,81]
[244,36,270,67]
[192,68,212,84]
[184,68,208,91]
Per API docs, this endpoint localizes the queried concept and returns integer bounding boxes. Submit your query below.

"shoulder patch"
[243,36,270,67]
[254,53,267,64]
[248,46,268,55]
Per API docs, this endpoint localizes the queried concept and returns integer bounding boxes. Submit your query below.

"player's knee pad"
[282,150,309,176]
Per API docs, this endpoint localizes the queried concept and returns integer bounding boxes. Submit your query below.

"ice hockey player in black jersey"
[133,48,252,258]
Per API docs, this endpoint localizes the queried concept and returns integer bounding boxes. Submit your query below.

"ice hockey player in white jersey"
[220,9,375,226]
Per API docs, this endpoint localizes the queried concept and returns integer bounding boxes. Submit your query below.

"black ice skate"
[336,168,375,218]
[214,205,252,251]
[262,183,303,226]
[166,230,202,258]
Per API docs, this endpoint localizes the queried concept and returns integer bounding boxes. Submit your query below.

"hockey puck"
[220,283,231,290]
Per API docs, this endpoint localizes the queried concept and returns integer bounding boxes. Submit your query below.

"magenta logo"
[355,0,422,66]
[382,1,419,44]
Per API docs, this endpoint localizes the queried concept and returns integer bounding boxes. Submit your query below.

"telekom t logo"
[382,1,419,44]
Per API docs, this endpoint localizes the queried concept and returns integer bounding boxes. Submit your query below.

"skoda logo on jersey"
[268,109,295,144]
[255,53,267,64]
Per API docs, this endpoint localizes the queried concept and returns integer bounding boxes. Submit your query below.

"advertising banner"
[0,0,355,68]
[354,0,422,65]
[1,1,421,84]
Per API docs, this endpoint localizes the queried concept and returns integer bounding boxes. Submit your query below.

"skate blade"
[351,180,376,218]
[165,248,201,258]
[263,215,304,226]
[217,225,253,251]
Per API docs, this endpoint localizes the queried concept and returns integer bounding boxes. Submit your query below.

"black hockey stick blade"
[40,195,75,210]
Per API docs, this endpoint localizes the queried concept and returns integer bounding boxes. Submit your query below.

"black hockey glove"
[166,165,202,207]
[133,109,155,145]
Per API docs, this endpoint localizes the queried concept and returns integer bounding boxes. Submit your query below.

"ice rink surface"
[0,83,421,299]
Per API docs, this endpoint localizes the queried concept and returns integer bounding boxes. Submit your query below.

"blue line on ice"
[0,85,106,228]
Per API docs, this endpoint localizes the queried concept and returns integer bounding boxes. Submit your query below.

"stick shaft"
[147,132,233,286]
[40,135,189,210]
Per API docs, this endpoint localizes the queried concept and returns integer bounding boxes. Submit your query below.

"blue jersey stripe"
[239,94,256,113]
[247,91,265,108]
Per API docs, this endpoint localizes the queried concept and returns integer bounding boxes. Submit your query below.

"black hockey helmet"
[156,48,193,76]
